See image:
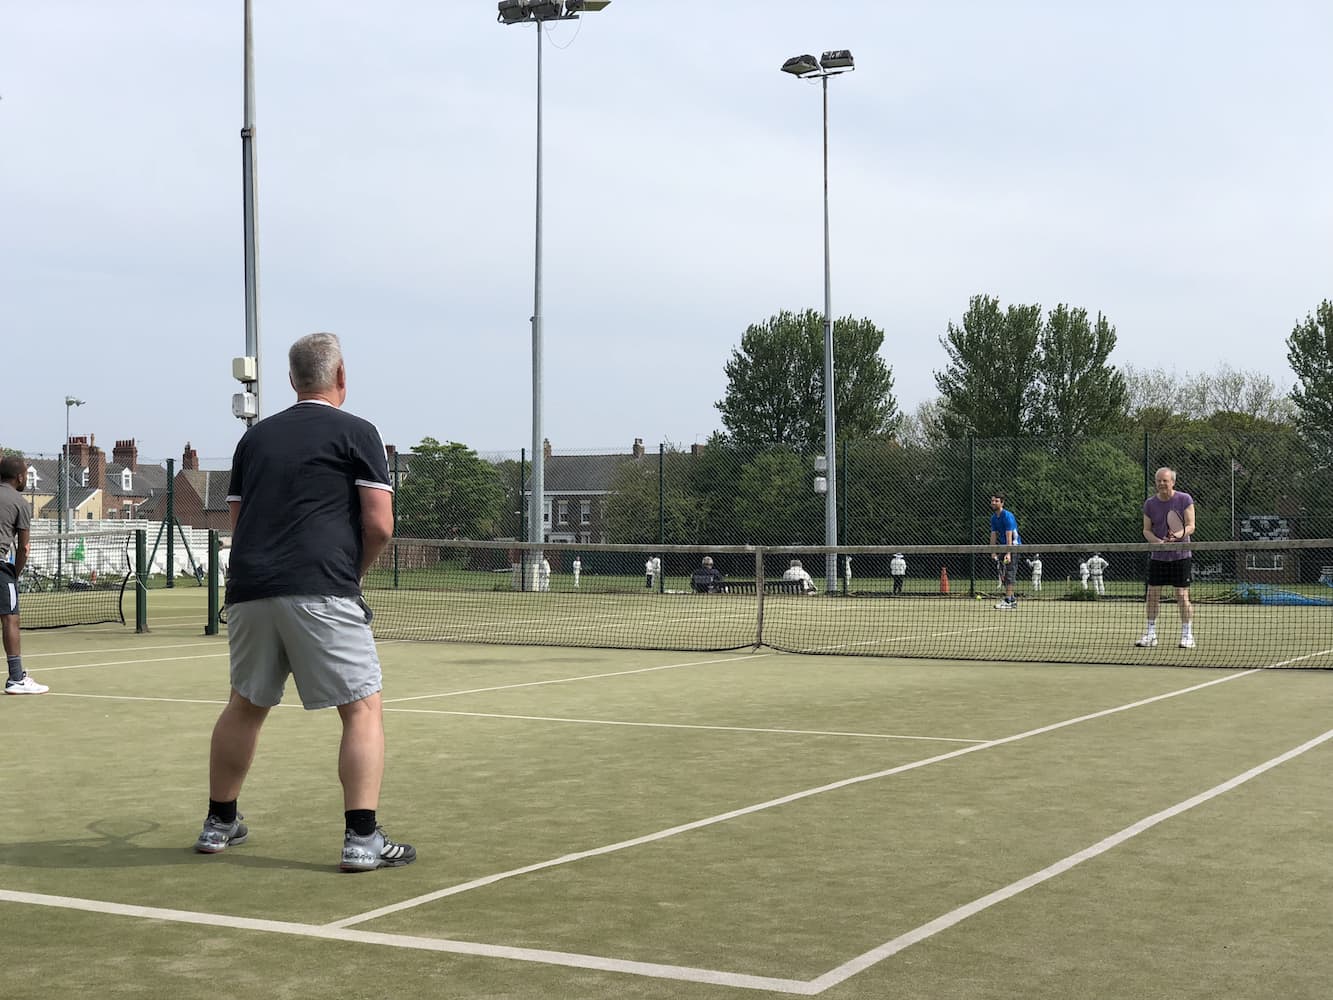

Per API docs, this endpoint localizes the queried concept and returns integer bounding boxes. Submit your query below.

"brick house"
[528,438,653,545]
[29,436,166,522]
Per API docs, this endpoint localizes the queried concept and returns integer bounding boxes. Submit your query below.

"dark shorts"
[1147,557,1192,589]
[0,565,16,616]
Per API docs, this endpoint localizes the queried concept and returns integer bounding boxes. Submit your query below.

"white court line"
[807,724,1333,994]
[23,641,221,659]
[330,668,1261,929]
[809,625,1002,652]
[384,707,986,744]
[51,692,226,707]
[0,890,812,995]
[381,653,768,705]
[36,653,228,673]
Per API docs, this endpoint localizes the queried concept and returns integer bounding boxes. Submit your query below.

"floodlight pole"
[241,0,262,425]
[819,73,837,595]
[529,20,545,583]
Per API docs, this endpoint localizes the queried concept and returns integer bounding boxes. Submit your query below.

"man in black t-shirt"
[194,332,415,872]
[0,456,46,695]
[691,556,724,594]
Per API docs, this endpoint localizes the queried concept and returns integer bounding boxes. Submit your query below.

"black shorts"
[0,564,17,615]
[1147,557,1192,589]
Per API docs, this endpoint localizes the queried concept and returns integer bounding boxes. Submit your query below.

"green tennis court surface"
[4,598,1331,999]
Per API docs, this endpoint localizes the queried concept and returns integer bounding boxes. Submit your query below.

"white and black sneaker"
[1135,633,1158,648]
[194,814,248,854]
[4,674,49,695]
[340,825,417,872]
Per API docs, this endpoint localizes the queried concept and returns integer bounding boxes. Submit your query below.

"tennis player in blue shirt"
[989,493,1021,610]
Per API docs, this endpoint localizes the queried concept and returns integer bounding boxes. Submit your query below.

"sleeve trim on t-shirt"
[355,480,394,492]
[226,494,242,503]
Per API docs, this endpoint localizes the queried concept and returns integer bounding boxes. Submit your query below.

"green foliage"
[604,453,707,545]
[935,295,1129,438]
[717,309,899,451]
[396,437,504,541]
[732,450,820,545]
[1287,300,1333,461]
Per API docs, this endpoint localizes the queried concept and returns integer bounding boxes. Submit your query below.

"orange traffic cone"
[939,567,950,594]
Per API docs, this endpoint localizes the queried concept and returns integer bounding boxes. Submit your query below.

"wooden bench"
[713,579,808,595]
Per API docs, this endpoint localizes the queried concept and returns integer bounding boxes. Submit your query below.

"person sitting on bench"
[691,556,724,594]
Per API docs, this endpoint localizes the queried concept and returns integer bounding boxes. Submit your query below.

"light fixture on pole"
[496,0,611,589]
[781,47,854,594]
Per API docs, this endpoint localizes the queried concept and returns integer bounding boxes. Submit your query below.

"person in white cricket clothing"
[1086,553,1108,595]
[1026,553,1042,592]
[572,556,582,589]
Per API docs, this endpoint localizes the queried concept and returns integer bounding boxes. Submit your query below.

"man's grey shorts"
[227,595,381,710]
[998,556,1018,586]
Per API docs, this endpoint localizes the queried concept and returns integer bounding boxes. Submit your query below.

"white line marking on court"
[806,724,1333,994]
[331,668,1262,929]
[381,653,769,705]
[50,692,226,707]
[35,653,228,673]
[809,625,1002,652]
[1264,647,1333,668]
[0,890,813,995]
[384,707,987,743]
[23,641,222,659]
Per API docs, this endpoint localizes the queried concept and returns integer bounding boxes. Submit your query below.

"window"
[557,500,568,524]
[25,466,38,488]
[543,500,551,525]
[80,467,89,488]
[580,500,591,525]
[86,511,93,520]
[121,469,133,491]
[1245,553,1283,572]
[579,533,590,544]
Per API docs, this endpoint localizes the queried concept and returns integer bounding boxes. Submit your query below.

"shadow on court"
[0,819,329,873]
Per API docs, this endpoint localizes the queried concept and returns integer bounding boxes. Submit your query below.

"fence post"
[840,437,849,594]
[205,529,220,635]
[56,453,64,590]
[135,527,148,633]
[519,448,527,592]
[165,458,175,589]
[392,451,400,589]
[658,443,665,593]
[967,435,976,597]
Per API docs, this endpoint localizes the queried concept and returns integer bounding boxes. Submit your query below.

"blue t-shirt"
[990,509,1021,546]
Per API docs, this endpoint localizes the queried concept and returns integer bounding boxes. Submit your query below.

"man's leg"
[337,692,385,811]
[3,612,23,679]
[208,690,271,802]
[1177,587,1194,646]
[1138,585,1161,646]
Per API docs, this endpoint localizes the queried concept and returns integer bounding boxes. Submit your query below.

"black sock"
[345,809,377,837]
[209,799,238,824]
[6,656,23,684]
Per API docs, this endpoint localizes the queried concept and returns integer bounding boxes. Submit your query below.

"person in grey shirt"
[0,456,46,694]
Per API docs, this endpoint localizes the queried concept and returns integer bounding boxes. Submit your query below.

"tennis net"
[348,538,1333,669]
[17,526,137,629]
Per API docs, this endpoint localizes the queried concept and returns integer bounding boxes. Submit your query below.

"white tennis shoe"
[1179,635,1196,649]
[1135,633,1158,648]
[4,674,49,695]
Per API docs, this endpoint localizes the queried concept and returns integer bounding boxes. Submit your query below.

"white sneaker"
[4,674,49,695]
[993,601,1015,610]
[1135,634,1158,648]
[1179,635,1196,649]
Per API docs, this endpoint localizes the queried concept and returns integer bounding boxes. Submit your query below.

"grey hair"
[1154,466,1177,481]
[289,332,343,392]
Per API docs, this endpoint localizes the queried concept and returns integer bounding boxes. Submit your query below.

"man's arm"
[12,528,29,575]
[1142,513,1158,544]
[359,486,394,579]
[229,500,241,533]
[1182,503,1196,537]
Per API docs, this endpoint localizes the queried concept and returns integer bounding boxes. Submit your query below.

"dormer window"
[121,468,133,491]
[25,466,38,488]
[80,467,89,488]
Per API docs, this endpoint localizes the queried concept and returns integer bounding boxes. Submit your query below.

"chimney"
[384,443,397,465]
[182,442,199,471]
[113,439,138,472]
[88,446,107,490]
[67,435,90,469]
[691,443,705,457]
[632,438,645,459]
[543,438,553,460]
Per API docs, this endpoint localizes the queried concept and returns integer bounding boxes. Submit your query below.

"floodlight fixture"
[781,54,820,77]
[497,0,529,23]
[820,49,855,71]
[565,0,611,11]
[524,0,564,20]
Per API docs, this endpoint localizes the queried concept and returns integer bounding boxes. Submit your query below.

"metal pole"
[241,0,262,424]
[821,73,838,595]
[206,529,220,635]
[519,447,527,591]
[392,452,400,588]
[658,443,665,593]
[528,21,545,590]
[165,458,175,589]
[967,435,976,597]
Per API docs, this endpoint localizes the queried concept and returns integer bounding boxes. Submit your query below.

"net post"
[658,443,665,594]
[165,458,175,589]
[840,437,849,595]
[967,435,976,597]
[135,527,149,633]
[754,547,766,648]
[205,530,220,635]
[519,448,527,592]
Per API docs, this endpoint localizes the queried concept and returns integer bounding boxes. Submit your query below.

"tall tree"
[1123,364,1295,424]
[1286,300,1333,460]
[716,309,899,451]
[396,437,504,541]
[1033,306,1127,436]
[934,295,1042,438]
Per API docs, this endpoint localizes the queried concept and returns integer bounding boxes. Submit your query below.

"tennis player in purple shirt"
[1138,467,1196,649]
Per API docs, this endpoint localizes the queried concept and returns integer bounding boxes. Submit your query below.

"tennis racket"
[1166,508,1186,542]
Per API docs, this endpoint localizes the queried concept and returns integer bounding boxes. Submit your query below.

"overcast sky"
[3,1,1329,467]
